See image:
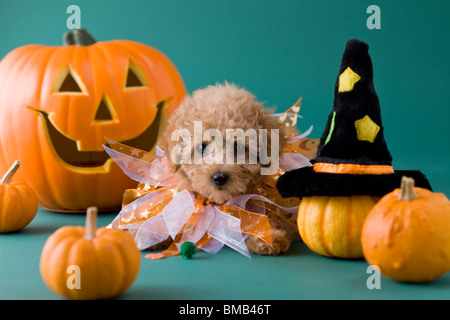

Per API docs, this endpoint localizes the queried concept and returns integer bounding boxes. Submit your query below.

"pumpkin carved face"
[0,29,186,211]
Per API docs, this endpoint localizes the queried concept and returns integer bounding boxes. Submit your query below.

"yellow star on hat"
[354,115,380,143]
[338,67,361,92]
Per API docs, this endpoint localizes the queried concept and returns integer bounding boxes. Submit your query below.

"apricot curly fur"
[156,83,298,255]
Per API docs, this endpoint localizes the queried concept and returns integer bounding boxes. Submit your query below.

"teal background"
[0,0,449,300]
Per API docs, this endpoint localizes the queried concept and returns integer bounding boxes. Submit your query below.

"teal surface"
[0,0,449,300]
[0,208,449,300]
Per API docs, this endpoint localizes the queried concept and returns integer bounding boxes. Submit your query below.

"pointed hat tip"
[339,38,373,80]
[345,38,369,53]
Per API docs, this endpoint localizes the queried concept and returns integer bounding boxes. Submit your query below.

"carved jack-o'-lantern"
[0,29,186,211]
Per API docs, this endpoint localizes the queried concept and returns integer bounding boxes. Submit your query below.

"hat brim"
[276,166,432,198]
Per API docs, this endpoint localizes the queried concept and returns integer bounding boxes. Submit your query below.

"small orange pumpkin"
[40,206,141,299]
[298,195,379,258]
[0,160,38,233]
[361,176,450,283]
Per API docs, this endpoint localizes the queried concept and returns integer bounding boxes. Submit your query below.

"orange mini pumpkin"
[0,160,38,233]
[298,195,379,258]
[0,29,186,212]
[40,206,141,300]
[361,177,450,283]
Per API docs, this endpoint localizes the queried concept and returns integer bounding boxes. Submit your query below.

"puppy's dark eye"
[234,142,247,159]
[196,143,208,155]
[234,142,247,154]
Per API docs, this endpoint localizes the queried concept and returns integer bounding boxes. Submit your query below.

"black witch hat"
[277,39,432,198]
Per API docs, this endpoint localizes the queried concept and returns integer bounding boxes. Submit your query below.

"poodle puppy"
[156,83,299,255]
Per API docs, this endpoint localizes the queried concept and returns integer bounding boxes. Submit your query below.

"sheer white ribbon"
[104,140,312,257]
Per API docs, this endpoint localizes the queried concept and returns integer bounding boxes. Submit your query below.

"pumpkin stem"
[85,206,98,240]
[398,176,418,201]
[0,160,21,185]
[63,28,96,46]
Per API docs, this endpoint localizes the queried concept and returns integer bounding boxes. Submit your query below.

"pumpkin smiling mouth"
[29,99,168,173]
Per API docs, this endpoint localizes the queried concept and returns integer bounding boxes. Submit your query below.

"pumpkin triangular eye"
[125,62,148,88]
[53,67,85,94]
[126,68,143,87]
[59,71,83,92]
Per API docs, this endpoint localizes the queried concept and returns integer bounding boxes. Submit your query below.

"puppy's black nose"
[212,172,229,187]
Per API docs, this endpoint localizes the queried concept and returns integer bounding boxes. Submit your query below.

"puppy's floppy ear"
[158,91,199,174]
[158,122,183,173]
[259,110,287,155]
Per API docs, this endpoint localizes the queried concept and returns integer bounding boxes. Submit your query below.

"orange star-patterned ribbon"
[104,97,319,259]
